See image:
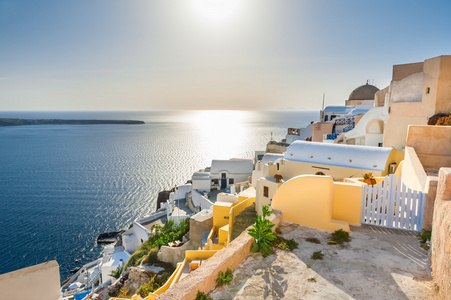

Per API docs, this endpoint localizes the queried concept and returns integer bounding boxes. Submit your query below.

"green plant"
[330,229,350,244]
[119,287,129,298]
[196,291,213,300]
[308,277,316,282]
[216,268,233,287]
[109,266,123,279]
[248,205,276,257]
[436,115,451,126]
[306,264,311,268]
[327,241,337,245]
[123,218,190,269]
[311,251,324,260]
[137,277,161,298]
[363,172,374,180]
[418,230,432,250]
[306,237,321,244]
[270,236,298,251]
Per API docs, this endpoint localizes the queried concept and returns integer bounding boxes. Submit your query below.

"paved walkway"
[209,221,438,300]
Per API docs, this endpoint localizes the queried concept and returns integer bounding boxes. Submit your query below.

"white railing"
[361,174,425,231]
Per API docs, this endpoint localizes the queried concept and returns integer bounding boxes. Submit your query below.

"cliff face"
[0,118,145,126]
[156,189,175,210]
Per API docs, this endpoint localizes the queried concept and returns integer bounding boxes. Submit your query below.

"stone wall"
[157,211,283,300]
[431,168,451,297]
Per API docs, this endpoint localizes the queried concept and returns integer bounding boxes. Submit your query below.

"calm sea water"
[0,110,318,280]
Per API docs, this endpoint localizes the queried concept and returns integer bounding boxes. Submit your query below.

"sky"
[1,0,451,111]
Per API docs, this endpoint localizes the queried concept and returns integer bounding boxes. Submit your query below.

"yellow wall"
[256,178,283,215]
[213,201,233,229]
[218,224,229,245]
[271,175,350,232]
[332,182,363,225]
[406,125,451,168]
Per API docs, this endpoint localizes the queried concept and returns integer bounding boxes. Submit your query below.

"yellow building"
[255,140,402,215]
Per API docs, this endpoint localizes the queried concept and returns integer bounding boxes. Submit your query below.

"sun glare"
[190,0,241,22]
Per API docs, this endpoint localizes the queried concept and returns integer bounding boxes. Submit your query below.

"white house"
[340,106,388,146]
[122,221,149,254]
[210,159,253,190]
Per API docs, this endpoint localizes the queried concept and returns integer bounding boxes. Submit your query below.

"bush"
[109,266,124,279]
[311,251,324,260]
[196,291,213,300]
[123,218,190,269]
[330,229,350,244]
[436,115,451,126]
[248,205,276,257]
[306,237,321,244]
[270,236,298,251]
[216,268,233,287]
[428,112,450,125]
[418,230,432,250]
[137,277,161,298]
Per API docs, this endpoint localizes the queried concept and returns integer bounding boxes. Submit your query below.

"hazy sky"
[1,0,451,111]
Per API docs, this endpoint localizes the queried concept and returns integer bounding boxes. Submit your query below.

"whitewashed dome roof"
[283,141,393,171]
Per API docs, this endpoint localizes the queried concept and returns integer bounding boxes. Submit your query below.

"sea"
[0,110,318,281]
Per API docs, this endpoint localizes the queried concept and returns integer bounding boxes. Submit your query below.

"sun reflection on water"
[187,110,254,160]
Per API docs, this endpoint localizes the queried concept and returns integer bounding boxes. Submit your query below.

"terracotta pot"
[363,178,377,186]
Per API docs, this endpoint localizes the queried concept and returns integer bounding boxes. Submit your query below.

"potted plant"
[273,173,283,183]
[363,173,376,186]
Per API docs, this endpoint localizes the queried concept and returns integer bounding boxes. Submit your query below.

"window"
[277,163,280,171]
[229,178,234,184]
[221,173,226,179]
[325,115,329,121]
[426,87,430,94]
[315,172,325,176]
[213,179,219,184]
[263,186,269,198]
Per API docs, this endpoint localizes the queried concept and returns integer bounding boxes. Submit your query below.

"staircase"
[231,203,257,241]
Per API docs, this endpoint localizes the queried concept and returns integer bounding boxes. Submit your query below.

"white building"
[210,159,253,190]
[122,221,149,254]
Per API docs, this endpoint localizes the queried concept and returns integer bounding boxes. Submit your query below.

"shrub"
[109,266,124,279]
[216,268,233,287]
[248,205,276,257]
[436,115,451,126]
[428,112,450,125]
[270,236,298,251]
[196,291,213,300]
[418,230,432,250]
[119,287,129,298]
[123,218,190,269]
[308,277,316,282]
[311,251,324,260]
[137,278,161,298]
[330,229,350,244]
[306,237,321,244]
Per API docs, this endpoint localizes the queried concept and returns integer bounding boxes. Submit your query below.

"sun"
[190,0,241,22]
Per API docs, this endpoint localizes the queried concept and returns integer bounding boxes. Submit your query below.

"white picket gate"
[360,174,425,231]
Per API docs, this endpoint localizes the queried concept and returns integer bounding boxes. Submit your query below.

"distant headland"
[0,118,145,126]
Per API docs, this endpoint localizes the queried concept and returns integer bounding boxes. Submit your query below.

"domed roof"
[348,83,379,100]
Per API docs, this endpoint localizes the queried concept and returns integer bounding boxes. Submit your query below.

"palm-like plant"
[248,205,276,257]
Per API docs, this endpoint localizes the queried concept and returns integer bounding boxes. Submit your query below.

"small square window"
[263,186,269,198]
[229,178,234,184]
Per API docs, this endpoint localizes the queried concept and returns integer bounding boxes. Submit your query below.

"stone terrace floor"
[209,221,439,300]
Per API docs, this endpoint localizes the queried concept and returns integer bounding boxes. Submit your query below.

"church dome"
[348,83,379,100]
